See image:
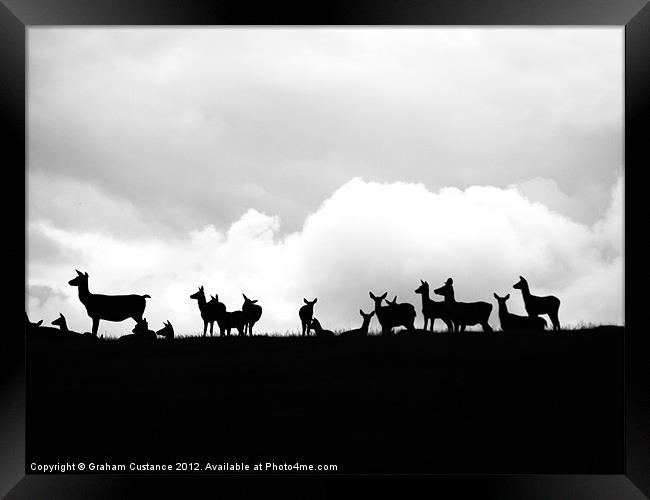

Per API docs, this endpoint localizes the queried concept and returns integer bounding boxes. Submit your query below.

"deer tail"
[143,294,151,299]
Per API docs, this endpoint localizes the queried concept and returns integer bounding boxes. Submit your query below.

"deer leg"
[430,318,435,332]
[92,318,100,337]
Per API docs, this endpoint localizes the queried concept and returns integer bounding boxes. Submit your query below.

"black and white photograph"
[6,2,647,494]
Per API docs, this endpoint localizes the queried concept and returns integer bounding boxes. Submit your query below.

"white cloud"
[26,177,623,336]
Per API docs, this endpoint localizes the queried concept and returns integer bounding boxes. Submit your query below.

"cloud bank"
[26,177,623,336]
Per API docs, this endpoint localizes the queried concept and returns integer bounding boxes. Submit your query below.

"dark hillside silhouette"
[299,298,317,336]
[513,276,561,330]
[69,270,150,337]
[27,327,624,474]
[242,294,263,336]
[494,293,547,331]
[415,280,453,333]
[434,278,493,333]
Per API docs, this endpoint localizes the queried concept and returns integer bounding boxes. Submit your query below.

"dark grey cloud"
[28,28,622,238]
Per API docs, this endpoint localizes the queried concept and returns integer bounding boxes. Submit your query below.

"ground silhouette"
[513,276,561,330]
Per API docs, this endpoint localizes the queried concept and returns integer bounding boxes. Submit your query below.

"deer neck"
[361,317,371,332]
[77,282,92,304]
[419,289,430,307]
[196,294,208,313]
[519,284,532,300]
[60,319,70,333]
[497,303,507,321]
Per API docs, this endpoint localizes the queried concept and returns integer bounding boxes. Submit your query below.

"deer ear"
[84,272,89,277]
[304,298,309,304]
[493,293,498,299]
[243,293,247,300]
[420,279,424,284]
[369,292,375,299]
[360,309,364,315]
[519,276,523,280]
[252,300,258,304]
[36,320,43,326]
[313,298,317,304]
[76,269,82,275]
[380,292,387,299]
[505,294,510,300]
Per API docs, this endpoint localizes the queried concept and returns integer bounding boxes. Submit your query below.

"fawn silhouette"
[68,270,150,337]
[156,320,175,339]
[415,280,453,333]
[190,286,221,336]
[493,293,547,331]
[299,298,317,336]
[242,294,263,336]
[310,318,335,338]
[120,317,157,342]
[513,276,561,330]
[25,312,59,337]
[434,278,493,333]
[210,294,246,336]
[51,313,93,337]
[369,291,416,335]
[339,310,375,337]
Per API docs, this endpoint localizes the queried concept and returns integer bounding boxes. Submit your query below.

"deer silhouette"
[493,293,546,331]
[156,320,175,339]
[434,278,493,333]
[131,317,157,340]
[299,298,317,336]
[242,294,263,336]
[51,313,92,337]
[25,312,59,336]
[340,310,375,337]
[513,276,561,330]
[369,291,416,335]
[190,286,221,336]
[210,294,246,336]
[415,280,453,333]
[68,270,150,337]
[310,318,335,338]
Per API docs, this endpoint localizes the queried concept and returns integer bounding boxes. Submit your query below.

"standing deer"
[69,270,150,337]
[493,293,547,331]
[369,291,416,335]
[210,295,246,336]
[415,280,453,333]
[190,286,219,336]
[513,276,561,330]
[339,310,375,337]
[242,294,263,336]
[299,298,317,336]
[433,278,493,333]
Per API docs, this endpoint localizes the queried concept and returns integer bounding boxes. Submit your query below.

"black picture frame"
[6,0,648,497]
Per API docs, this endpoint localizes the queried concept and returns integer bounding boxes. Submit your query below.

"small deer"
[493,293,547,331]
[155,320,175,339]
[415,280,453,333]
[131,318,157,340]
[513,276,561,330]
[69,270,150,337]
[25,312,59,336]
[339,310,375,337]
[51,313,92,337]
[310,318,335,338]
[242,294,263,336]
[434,278,493,333]
[299,298,317,336]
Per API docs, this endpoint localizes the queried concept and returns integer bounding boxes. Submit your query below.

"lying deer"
[310,318,335,338]
[493,293,546,331]
[339,310,374,337]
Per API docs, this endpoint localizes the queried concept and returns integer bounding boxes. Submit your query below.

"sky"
[26,28,623,336]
